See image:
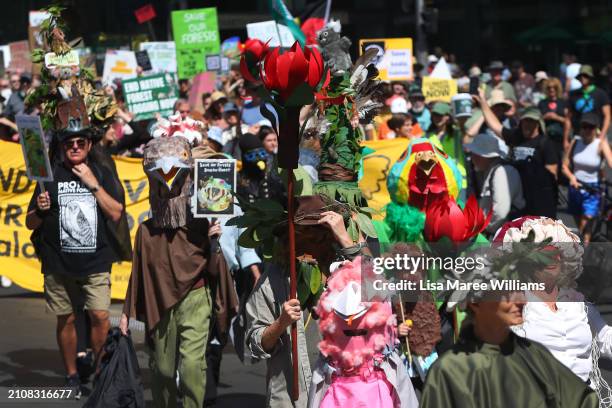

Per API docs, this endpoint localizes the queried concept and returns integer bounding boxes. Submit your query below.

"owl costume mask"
[143,136,193,229]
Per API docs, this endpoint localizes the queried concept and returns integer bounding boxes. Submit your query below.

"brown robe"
[122,218,210,336]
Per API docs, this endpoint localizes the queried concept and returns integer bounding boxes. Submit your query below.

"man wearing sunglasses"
[25,127,123,398]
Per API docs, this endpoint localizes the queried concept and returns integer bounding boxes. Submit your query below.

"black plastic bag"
[84,328,145,408]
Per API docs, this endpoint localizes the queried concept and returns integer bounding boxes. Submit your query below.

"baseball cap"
[390,97,409,114]
[431,102,451,116]
[211,91,227,102]
[580,112,600,128]
[207,126,224,146]
[578,65,594,79]
[519,107,542,122]
[535,71,548,82]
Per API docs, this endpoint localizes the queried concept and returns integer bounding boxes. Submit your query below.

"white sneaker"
[1,276,12,288]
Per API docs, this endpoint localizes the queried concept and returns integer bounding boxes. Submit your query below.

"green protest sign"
[172,8,220,79]
[122,73,179,121]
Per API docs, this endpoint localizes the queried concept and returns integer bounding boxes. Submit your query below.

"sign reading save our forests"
[122,73,179,121]
[172,8,220,80]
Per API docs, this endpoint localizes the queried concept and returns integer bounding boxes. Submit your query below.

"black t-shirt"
[502,128,558,218]
[538,98,568,141]
[28,161,120,276]
[569,86,610,130]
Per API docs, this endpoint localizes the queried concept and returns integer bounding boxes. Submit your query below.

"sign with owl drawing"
[193,159,236,218]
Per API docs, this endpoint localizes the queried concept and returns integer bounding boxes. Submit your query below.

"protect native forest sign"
[122,73,179,121]
[172,8,220,80]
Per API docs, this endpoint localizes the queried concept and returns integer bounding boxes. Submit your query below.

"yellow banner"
[0,140,148,299]
[1,138,408,298]
[422,76,457,103]
[359,138,409,220]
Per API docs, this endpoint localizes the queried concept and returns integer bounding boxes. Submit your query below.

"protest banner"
[122,73,179,121]
[139,41,177,73]
[246,20,295,48]
[8,41,32,73]
[422,76,458,103]
[102,49,138,83]
[193,159,236,218]
[188,71,216,113]
[0,140,149,299]
[171,7,220,79]
[359,138,409,220]
[15,115,52,182]
[358,38,413,81]
[135,50,153,71]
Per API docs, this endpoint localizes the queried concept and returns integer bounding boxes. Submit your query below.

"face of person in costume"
[469,293,525,328]
[243,147,268,172]
[144,137,192,189]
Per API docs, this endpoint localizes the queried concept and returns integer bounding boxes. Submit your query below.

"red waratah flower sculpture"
[259,41,326,104]
[423,195,491,244]
[240,38,270,82]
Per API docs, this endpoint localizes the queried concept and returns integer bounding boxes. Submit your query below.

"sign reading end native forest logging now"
[122,73,179,121]
[172,7,220,79]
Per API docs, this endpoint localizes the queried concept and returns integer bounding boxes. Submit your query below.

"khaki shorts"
[44,272,111,315]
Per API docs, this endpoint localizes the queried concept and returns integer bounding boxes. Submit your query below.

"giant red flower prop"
[423,195,491,244]
[240,38,270,82]
[259,41,326,104]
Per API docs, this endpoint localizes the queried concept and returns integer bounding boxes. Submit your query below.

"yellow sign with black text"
[422,76,457,103]
[0,140,148,299]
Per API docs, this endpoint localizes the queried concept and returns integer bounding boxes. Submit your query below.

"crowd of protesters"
[5,41,612,407]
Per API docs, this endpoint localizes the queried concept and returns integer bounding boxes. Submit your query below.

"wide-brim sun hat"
[465,130,509,158]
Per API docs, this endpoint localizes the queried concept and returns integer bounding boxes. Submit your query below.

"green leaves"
[297,260,323,307]
[355,211,377,238]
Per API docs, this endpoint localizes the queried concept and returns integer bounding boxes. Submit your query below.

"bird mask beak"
[416,151,438,176]
[146,156,190,189]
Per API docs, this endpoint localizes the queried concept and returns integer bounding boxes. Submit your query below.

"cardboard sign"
[172,8,220,79]
[359,38,413,81]
[44,50,80,68]
[221,57,230,73]
[422,76,458,103]
[16,115,53,182]
[188,72,216,113]
[139,42,177,73]
[246,20,295,48]
[135,4,156,24]
[135,50,153,71]
[102,50,138,83]
[122,73,179,121]
[192,159,237,218]
[8,41,32,73]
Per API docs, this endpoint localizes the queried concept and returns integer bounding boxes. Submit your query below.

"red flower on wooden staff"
[259,41,326,103]
[423,195,491,243]
[240,38,270,82]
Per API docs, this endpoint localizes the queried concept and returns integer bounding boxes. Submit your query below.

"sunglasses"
[63,138,88,150]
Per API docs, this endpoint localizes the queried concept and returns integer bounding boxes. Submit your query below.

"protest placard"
[8,41,32,73]
[122,73,178,121]
[188,72,216,113]
[422,76,458,103]
[193,159,236,218]
[16,115,53,182]
[102,49,138,83]
[135,50,153,71]
[172,8,220,79]
[221,36,241,59]
[139,41,177,73]
[205,54,221,71]
[246,20,295,48]
[359,38,413,81]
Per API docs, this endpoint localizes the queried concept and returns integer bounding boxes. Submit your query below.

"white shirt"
[512,292,612,382]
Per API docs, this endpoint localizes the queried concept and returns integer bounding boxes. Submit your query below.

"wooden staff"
[287,169,299,401]
[398,293,412,367]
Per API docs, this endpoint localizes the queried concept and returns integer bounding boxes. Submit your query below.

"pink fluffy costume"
[307,257,418,408]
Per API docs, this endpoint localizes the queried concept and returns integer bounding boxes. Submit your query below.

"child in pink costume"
[307,257,418,408]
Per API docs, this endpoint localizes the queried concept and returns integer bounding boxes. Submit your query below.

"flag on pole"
[268,0,306,47]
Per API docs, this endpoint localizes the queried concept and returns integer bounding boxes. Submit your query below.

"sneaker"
[65,374,82,400]
[76,351,95,384]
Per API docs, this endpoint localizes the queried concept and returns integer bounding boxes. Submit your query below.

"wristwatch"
[90,184,100,193]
